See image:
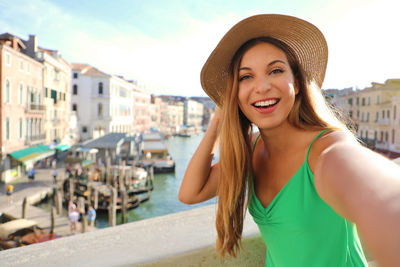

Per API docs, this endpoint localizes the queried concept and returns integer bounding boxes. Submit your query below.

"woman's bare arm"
[314,140,400,266]
[178,108,221,204]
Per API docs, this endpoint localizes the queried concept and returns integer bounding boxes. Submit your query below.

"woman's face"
[237,42,298,130]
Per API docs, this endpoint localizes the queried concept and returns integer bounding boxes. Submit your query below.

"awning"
[55,144,71,151]
[9,144,55,164]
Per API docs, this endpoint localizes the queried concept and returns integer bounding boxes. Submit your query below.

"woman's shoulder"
[308,129,358,171]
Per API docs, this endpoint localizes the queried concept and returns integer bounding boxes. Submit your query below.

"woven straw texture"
[200,14,328,106]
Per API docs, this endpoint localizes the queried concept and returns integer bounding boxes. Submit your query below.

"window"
[387,110,390,119]
[5,53,11,66]
[19,60,24,71]
[385,132,388,142]
[73,73,78,79]
[5,118,10,140]
[348,98,353,106]
[377,96,380,104]
[357,110,360,118]
[394,106,397,120]
[98,82,103,95]
[19,83,23,104]
[374,131,377,140]
[73,85,78,95]
[367,112,369,122]
[361,98,365,106]
[376,112,379,121]
[19,118,22,138]
[4,79,10,103]
[45,87,48,97]
[360,130,363,138]
[72,103,77,111]
[382,110,385,119]
[368,97,370,106]
[356,97,359,105]
[98,103,103,117]
[349,110,353,118]
[82,126,87,133]
[392,129,395,144]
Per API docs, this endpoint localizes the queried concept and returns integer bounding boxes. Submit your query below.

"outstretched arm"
[178,107,221,204]
[314,140,400,266]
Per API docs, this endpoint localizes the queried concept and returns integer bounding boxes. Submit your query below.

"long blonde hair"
[215,37,350,257]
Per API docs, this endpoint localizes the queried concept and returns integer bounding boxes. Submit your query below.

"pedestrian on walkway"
[6,184,13,204]
[86,205,96,227]
[52,168,58,184]
[68,202,79,234]
[28,167,35,181]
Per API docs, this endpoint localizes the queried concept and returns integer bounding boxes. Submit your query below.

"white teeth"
[254,99,278,107]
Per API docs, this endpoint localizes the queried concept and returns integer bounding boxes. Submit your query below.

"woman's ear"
[294,78,300,95]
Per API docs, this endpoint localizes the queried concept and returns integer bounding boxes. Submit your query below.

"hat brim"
[200,14,328,107]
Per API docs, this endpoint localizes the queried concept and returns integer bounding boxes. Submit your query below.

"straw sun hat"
[200,14,328,107]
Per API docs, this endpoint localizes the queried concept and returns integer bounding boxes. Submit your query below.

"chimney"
[26,34,37,58]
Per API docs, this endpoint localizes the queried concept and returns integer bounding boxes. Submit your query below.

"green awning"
[55,144,71,151]
[9,145,55,164]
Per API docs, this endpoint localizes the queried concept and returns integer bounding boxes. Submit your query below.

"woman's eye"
[239,75,251,82]
[270,68,284,75]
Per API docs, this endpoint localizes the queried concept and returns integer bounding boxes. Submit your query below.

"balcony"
[25,134,46,145]
[25,103,45,113]
[377,119,390,126]
[52,118,60,126]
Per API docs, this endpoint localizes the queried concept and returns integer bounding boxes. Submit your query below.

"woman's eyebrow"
[239,59,287,71]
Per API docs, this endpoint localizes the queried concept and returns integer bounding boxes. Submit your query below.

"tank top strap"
[252,133,261,150]
[306,129,332,159]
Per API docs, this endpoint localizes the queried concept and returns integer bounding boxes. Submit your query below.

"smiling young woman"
[179,14,400,267]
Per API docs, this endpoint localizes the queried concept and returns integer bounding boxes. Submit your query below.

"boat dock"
[0,168,94,236]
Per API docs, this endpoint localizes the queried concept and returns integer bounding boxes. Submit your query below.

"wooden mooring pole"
[108,187,117,227]
[121,189,128,224]
[22,197,28,219]
[51,207,56,233]
[93,187,99,210]
[54,190,63,215]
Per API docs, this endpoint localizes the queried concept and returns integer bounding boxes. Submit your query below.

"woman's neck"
[258,122,310,157]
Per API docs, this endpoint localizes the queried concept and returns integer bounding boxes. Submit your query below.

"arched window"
[98,82,103,95]
[98,103,103,117]
[392,129,395,144]
[73,84,78,95]
[19,83,23,104]
[5,79,10,103]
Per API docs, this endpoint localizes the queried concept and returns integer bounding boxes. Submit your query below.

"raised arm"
[314,139,400,267]
[178,107,221,204]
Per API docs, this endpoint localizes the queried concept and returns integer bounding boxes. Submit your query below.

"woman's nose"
[254,76,271,93]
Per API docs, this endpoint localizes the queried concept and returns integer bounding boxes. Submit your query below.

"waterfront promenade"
[0,168,92,236]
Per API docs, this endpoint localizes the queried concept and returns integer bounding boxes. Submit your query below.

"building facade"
[331,79,400,156]
[0,33,46,181]
[71,64,134,141]
[184,98,204,130]
[132,84,151,132]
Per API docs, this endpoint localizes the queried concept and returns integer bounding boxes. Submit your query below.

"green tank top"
[248,130,367,267]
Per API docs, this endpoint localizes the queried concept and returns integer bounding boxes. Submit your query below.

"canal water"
[38,133,217,228]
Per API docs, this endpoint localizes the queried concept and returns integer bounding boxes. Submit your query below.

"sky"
[0,0,399,97]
